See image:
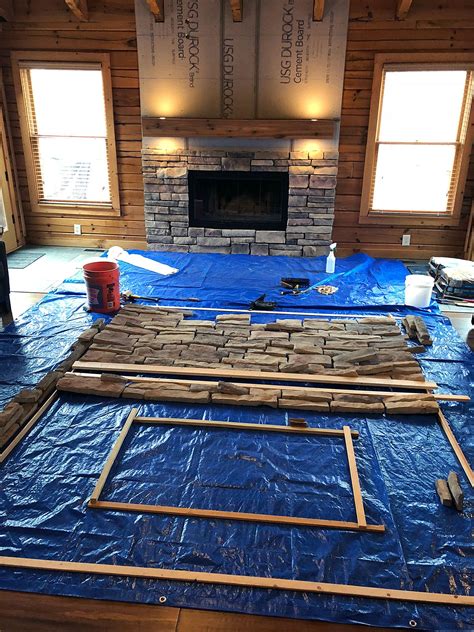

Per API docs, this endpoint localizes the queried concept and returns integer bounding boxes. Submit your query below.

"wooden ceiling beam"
[229,0,243,22]
[313,0,324,21]
[146,0,164,22]
[396,0,413,20]
[64,0,88,22]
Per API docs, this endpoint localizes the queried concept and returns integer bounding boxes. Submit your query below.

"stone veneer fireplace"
[142,147,338,256]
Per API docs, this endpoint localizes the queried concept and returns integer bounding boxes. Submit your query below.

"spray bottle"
[325,243,337,274]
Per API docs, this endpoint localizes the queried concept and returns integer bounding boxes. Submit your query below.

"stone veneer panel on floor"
[142,149,338,256]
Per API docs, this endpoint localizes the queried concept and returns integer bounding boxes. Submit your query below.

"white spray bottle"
[325,243,337,274]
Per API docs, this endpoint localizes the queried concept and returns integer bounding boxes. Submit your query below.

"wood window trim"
[359,52,474,228]
[11,51,120,217]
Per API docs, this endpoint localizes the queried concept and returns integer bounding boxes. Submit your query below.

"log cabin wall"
[0,0,147,249]
[334,0,474,259]
[0,0,473,258]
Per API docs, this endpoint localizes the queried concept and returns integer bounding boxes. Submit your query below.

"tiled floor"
[1,246,473,345]
[2,245,104,326]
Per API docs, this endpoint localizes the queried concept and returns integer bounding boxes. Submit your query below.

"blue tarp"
[0,252,472,630]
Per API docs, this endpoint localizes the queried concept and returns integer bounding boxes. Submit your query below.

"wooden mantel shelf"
[142,117,337,139]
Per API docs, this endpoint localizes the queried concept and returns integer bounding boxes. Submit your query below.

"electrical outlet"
[74,224,82,235]
[402,234,411,246]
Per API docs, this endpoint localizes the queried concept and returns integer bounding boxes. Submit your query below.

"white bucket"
[404,274,435,308]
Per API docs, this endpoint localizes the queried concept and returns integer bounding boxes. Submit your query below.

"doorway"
[0,108,19,253]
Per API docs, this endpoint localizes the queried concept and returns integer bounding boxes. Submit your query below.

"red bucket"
[83,260,120,314]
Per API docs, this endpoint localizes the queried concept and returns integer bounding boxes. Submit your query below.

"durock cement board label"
[135,0,350,120]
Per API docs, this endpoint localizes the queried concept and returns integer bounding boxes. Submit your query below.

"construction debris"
[447,471,464,511]
[435,479,453,507]
[402,315,433,346]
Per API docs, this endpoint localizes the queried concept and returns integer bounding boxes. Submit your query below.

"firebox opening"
[188,170,288,230]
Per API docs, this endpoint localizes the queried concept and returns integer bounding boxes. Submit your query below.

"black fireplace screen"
[188,170,288,230]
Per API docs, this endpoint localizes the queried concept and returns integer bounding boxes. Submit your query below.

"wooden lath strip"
[229,0,242,22]
[90,500,385,532]
[89,408,138,503]
[136,416,359,438]
[0,556,472,605]
[73,361,438,390]
[67,373,470,402]
[438,410,474,487]
[64,0,88,21]
[343,426,367,528]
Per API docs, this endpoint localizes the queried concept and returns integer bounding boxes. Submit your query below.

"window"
[12,52,120,215]
[360,54,474,226]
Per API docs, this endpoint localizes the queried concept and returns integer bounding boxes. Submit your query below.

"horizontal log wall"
[334,0,474,259]
[1,0,473,257]
[0,0,147,249]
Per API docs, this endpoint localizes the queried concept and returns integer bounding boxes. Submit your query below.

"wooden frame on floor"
[87,408,385,533]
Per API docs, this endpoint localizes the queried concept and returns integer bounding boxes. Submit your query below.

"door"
[0,111,18,253]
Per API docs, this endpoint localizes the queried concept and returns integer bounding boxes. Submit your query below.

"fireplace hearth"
[188,170,288,231]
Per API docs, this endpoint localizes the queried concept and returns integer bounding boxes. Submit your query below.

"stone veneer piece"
[142,148,338,257]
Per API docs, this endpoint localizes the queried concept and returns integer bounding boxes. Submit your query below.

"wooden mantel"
[142,117,337,139]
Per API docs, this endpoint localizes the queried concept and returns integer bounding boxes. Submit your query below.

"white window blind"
[20,64,112,206]
[371,69,473,215]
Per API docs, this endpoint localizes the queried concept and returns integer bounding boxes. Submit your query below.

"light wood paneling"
[0,0,146,249]
[333,0,474,259]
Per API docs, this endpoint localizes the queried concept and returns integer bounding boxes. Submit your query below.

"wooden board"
[136,416,360,438]
[0,590,392,632]
[89,407,138,503]
[438,410,474,487]
[343,426,367,528]
[90,500,384,532]
[0,556,472,606]
[69,372,469,403]
[73,361,438,390]
[142,117,336,139]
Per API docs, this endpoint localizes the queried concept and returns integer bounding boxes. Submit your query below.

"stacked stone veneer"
[142,148,338,256]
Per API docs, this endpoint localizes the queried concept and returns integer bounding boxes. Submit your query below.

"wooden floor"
[0,590,393,631]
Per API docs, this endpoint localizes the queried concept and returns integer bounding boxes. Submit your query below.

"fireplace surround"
[142,146,338,257]
[188,170,289,231]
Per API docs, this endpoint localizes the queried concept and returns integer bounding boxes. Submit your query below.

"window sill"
[32,203,121,217]
[358,211,460,227]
